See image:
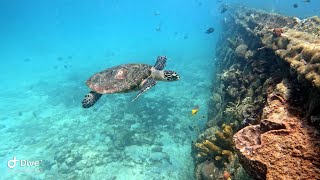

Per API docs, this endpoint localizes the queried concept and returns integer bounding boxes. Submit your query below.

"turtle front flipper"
[153,56,167,70]
[82,91,102,108]
[132,78,157,102]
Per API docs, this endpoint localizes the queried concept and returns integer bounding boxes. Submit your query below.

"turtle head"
[163,70,180,81]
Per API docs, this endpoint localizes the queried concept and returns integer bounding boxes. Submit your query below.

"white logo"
[7,156,19,169]
[7,156,42,169]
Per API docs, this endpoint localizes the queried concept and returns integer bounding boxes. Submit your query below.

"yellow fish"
[191,105,199,115]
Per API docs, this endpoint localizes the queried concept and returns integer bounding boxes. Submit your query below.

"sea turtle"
[81,56,180,108]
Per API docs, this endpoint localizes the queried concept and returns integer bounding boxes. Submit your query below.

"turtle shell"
[86,64,152,94]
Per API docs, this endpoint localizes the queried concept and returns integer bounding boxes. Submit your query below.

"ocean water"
[0,0,319,179]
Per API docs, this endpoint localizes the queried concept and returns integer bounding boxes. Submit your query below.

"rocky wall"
[192,6,320,180]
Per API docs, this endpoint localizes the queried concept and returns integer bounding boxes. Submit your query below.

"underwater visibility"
[1,0,320,179]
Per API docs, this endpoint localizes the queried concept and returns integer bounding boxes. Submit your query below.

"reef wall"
[192,6,320,180]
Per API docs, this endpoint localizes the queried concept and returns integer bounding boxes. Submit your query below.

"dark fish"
[18,112,22,116]
[206,27,215,34]
[303,0,310,2]
[64,65,68,69]
[24,58,31,62]
[188,126,194,131]
[293,3,298,8]
[154,11,160,16]
[220,6,227,13]
[183,34,189,39]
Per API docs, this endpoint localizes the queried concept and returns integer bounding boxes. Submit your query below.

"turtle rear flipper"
[153,56,167,70]
[132,78,157,102]
[82,91,102,108]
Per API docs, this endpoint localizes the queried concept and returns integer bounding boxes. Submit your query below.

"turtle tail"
[82,91,102,108]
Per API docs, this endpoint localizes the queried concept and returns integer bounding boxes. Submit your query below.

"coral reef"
[194,5,320,180]
[193,122,248,179]
[200,161,216,180]
[275,29,320,88]
[272,28,283,37]
[193,123,234,165]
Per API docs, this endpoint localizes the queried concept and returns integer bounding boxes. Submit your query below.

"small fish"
[155,26,161,32]
[220,6,228,14]
[303,0,310,2]
[205,27,215,34]
[293,3,298,8]
[154,11,160,16]
[57,57,63,61]
[64,65,68,69]
[188,126,194,131]
[191,105,199,115]
[32,112,37,118]
[23,58,31,62]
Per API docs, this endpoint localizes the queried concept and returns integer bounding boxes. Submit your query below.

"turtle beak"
[172,72,180,80]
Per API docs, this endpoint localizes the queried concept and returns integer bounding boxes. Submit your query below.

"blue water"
[0,0,319,179]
